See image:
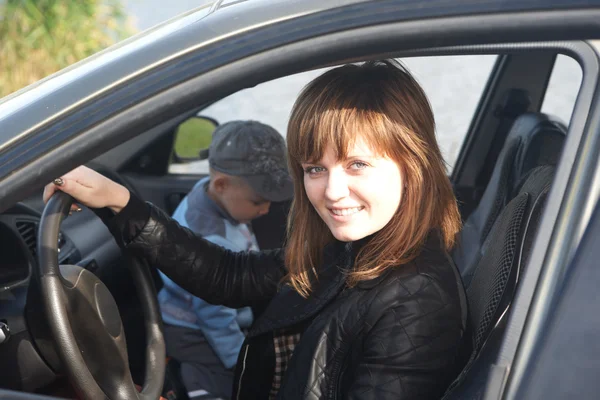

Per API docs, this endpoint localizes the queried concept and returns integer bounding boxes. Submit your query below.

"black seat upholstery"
[454,113,566,288]
[444,165,556,398]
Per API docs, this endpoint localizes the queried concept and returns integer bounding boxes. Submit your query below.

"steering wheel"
[37,191,166,399]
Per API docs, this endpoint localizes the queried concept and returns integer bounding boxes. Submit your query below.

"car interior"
[0,39,589,400]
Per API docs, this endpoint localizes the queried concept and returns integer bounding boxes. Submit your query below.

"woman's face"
[302,138,404,242]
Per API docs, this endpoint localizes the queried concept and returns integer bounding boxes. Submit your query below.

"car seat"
[454,113,566,288]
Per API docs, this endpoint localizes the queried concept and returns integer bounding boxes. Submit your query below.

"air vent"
[16,221,37,257]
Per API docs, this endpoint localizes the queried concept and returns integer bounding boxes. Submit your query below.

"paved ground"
[125,1,582,173]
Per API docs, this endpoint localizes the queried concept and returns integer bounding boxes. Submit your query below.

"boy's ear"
[212,175,229,193]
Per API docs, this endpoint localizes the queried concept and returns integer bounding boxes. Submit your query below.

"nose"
[324,170,349,201]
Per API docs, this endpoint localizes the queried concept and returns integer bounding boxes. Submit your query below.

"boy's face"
[217,177,271,224]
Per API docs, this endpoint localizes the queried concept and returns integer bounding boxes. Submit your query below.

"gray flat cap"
[202,120,293,202]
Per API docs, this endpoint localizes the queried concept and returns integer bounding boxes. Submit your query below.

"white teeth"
[331,207,362,216]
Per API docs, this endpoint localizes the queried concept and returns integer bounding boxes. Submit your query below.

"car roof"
[0,0,596,147]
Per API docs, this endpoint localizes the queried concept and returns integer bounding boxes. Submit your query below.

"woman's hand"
[43,166,130,213]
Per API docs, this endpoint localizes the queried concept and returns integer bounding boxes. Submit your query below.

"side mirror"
[172,116,218,162]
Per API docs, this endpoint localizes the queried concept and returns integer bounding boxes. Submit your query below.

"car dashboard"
[0,206,81,292]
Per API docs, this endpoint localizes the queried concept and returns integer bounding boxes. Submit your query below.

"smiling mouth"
[328,206,365,217]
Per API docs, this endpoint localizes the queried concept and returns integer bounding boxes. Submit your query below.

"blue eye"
[349,161,368,170]
[304,166,325,175]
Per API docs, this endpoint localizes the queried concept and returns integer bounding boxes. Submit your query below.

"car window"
[169,55,497,174]
[540,54,582,126]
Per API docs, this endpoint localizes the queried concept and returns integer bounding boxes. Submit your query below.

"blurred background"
[0,0,582,170]
[0,0,210,99]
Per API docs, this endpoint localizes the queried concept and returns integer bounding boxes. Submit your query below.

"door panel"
[514,200,600,399]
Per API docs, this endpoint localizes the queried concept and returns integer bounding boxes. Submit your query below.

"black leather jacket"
[105,194,468,399]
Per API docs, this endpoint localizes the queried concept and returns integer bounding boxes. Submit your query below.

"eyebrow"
[301,154,376,164]
[345,154,376,159]
[300,152,378,166]
[342,154,379,161]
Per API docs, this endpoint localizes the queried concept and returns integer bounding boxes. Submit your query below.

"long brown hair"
[285,60,461,297]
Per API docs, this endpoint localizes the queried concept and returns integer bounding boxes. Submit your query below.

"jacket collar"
[355,230,445,289]
[186,177,240,226]
[248,232,443,337]
[248,239,356,338]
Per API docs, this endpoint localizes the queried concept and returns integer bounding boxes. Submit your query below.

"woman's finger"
[45,176,89,205]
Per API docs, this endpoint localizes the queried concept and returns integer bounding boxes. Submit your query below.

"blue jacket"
[158,177,256,369]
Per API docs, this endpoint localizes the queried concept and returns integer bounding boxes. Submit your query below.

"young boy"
[158,120,293,400]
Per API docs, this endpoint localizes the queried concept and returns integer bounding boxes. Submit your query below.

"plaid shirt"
[269,329,302,399]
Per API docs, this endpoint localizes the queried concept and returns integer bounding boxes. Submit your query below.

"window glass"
[169,55,498,173]
[541,54,582,126]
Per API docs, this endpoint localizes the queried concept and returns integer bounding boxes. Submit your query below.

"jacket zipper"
[328,356,343,400]
[236,345,249,400]
[328,342,352,400]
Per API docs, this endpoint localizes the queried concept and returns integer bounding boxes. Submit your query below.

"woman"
[44,60,468,399]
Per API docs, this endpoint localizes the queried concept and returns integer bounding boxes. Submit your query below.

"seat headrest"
[477,113,566,236]
[506,113,566,197]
